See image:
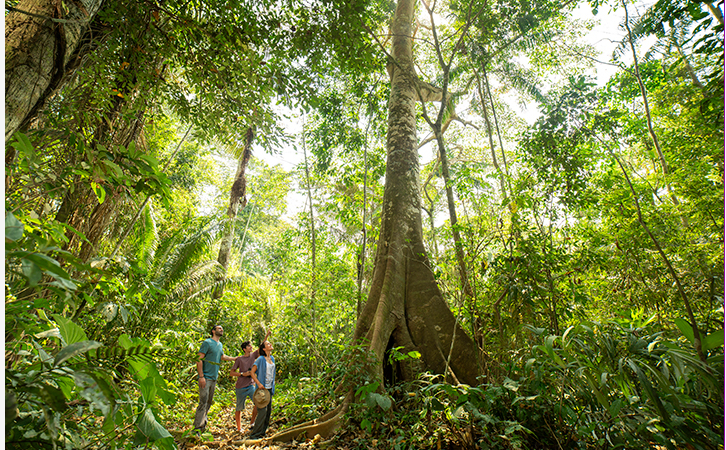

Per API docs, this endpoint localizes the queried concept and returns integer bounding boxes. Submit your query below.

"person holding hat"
[193,325,238,435]
[249,340,276,439]
[230,330,271,432]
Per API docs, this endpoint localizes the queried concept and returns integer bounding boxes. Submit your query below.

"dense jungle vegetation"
[4,0,724,447]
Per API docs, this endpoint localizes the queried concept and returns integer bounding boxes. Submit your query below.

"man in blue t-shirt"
[193,325,237,434]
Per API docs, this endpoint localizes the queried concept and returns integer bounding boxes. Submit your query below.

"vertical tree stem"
[302,116,317,375]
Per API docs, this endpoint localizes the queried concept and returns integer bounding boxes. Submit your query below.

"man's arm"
[230,358,241,378]
[222,354,237,362]
[197,352,207,388]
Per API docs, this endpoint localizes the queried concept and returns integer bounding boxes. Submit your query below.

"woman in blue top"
[249,340,276,439]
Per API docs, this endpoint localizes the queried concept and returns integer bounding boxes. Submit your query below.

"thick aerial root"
[268,399,350,443]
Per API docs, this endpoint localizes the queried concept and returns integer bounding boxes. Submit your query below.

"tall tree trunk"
[302,124,317,375]
[213,127,255,299]
[475,70,507,199]
[5,0,104,140]
[434,133,475,301]
[355,0,479,386]
[264,0,480,442]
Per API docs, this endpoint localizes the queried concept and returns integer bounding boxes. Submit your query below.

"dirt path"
[171,404,321,450]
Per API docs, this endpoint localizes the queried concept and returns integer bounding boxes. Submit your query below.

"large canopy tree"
[5,0,104,140]
[260,0,486,442]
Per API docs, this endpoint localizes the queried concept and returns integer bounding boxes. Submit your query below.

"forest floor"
[169,404,323,450]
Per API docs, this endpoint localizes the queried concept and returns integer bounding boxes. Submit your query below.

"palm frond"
[88,344,165,363]
[168,259,225,302]
[494,61,547,104]
[151,216,219,288]
[513,29,560,53]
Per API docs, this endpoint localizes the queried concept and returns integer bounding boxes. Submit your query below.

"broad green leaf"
[11,132,35,158]
[5,211,24,241]
[702,329,724,351]
[21,259,42,285]
[22,252,72,280]
[674,318,694,344]
[370,392,391,410]
[154,436,176,450]
[140,377,158,405]
[56,375,75,399]
[40,383,69,412]
[137,407,172,441]
[429,397,445,411]
[74,371,111,415]
[52,314,88,345]
[102,160,123,177]
[54,340,103,366]
[118,334,133,349]
[609,398,624,418]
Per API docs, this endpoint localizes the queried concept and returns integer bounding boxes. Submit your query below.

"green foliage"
[5,206,179,449]
[527,316,723,449]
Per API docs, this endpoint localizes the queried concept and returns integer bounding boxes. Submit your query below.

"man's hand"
[199,377,207,389]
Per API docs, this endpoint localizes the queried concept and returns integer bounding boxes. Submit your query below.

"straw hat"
[253,388,271,408]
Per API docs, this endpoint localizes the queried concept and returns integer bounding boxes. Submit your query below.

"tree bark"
[5,0,104,140]
[267,0,480,441]
[213,127,254,298]
[302,125,318,375]
[353,0,479,387]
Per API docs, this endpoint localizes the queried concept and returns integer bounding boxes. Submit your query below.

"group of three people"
[193,325,276,439]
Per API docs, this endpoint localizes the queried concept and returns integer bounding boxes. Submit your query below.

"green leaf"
[118,334,133,349]
[54,340,103,366]
[91,182,106,204]
[429,397,445,411]
[40,383,69,412]
[370,392,392,410]
[137,408,172,441]
[5,211,24,241]
[52,314,88,345]
[22,252,72,280]
[140,377,158,405]
[674,318,695,344]
[153,436,176,450]
[11,132,35,157]
[22,259,42,285]
[627,359,669,422]
[56,375,75,399]
[102,160,124,178]
[702,329,724,351]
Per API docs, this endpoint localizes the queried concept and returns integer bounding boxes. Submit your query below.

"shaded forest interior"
[4,0,724,448]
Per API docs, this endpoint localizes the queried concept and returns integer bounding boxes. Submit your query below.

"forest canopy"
[4,0,724,448]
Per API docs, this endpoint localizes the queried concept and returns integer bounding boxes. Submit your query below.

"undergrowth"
[270,317,723,450]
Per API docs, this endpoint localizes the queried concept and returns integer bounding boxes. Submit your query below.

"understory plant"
[6,211,177,449]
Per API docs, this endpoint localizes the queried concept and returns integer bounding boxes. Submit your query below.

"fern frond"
[136,202,159,272]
